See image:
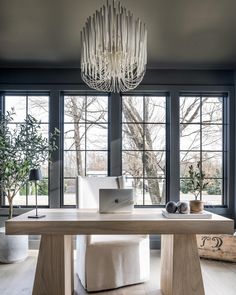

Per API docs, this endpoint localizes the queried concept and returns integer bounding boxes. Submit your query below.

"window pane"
[122,123,144,150]
[5,96,26,122]
[202,124,222,150]
[122,95,167,205]
[203,179,222,205]
[144,178,166,205]
[179,95,225,206]
[180,96,200,123]
[86,96,108,122]
[122,96,143,123]
[40,159,49,178]
[144,151,165,177]
[27,187,49,207]
[145,124,165,150]
[64,151,85,177]
[202,152,222,178]
[7,123,20,136]
[64,96,86,123]
[180,152,200,177]
[86,125,108,150]
[86,151,107,176]
[64,124,86,150]
[180,179,222,205]
[122,151,143,177]
[14,184,27,206]
[202,97,223,124]
[28,96,49,122]
[38,179,49,198]
[3,94,49,208]
[38,124,49,140]
[180,124,200,151]
[64,178,76,205]
[144,96,166,123]
[63,95,109,205]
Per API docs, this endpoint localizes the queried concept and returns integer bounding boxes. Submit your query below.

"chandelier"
[80,0,147,93]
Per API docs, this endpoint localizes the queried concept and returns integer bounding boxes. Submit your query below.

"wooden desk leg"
[32,234,74,295]
[160,234,204,295]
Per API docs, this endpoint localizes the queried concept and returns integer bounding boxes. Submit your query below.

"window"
[122,95,167,205]
[63,95,109,205]
[2,94,49,207]
[180,95,225,205]
[0,90,230,211]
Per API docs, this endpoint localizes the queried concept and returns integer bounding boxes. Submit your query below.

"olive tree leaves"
[0,109,59,219]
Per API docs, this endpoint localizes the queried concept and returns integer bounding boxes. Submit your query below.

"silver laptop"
[99,189,134,213]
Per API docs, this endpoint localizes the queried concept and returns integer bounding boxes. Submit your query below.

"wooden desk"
[6,209,234,295]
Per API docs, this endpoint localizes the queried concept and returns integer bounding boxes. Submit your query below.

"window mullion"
[109,93,122,176]
[49,90,62,208]
[0,94,5,206]
[168,91,180,203]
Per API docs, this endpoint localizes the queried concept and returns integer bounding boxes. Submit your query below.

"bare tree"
[30,95,222,204]
[122,96,222,204]
[122,97,165,203]
[64,96,107,176]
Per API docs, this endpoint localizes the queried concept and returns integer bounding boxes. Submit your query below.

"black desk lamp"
[28,168,45,219]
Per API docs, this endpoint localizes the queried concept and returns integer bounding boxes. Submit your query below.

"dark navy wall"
[0,68,234,87]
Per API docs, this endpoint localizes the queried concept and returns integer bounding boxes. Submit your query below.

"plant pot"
[0,227,28,263]
[189,200,204,213]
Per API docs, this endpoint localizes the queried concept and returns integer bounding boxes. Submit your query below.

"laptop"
[99,189,134,213]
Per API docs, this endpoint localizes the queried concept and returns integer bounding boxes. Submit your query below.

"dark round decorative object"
[177,201,190,214]
[166,201,178,213]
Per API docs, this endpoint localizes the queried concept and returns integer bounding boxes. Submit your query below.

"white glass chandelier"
[81,0,147,93]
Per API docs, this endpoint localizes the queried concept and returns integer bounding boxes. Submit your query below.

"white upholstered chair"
[76,176,150,292]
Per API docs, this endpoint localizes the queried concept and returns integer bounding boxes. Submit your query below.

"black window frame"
[0,91,50,209]
[121,93,169,206]
[179,92,228,207]
[0,85,234,220]
[61,92,110,207]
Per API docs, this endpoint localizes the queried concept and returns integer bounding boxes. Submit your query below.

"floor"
[0,250,236,295]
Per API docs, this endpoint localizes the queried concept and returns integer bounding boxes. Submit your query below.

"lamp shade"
[29,168,43,181]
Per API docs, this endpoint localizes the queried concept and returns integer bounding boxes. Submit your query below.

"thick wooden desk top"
[6,208,234,235]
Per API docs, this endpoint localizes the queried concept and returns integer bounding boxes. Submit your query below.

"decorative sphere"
[166,201,178,213]
[177,201,190,214]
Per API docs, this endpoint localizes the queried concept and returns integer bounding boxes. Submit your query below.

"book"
[162,209,212,219]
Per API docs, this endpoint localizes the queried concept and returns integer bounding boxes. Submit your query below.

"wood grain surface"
[161,234,204,295]
[32,235,73,295]
[197,233,236,262]
[6,209,234,235]
[5,209,234,295]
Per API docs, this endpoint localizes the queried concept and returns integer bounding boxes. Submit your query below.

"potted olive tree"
[0,110,58,263]
[181,162,208,213]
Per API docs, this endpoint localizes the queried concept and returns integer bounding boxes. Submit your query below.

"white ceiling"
[0,0,236,69]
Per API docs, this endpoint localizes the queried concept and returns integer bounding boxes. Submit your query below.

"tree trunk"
[70,97,84,176]
[123,100,163,204]
[8,195,13,220]
[8,202,13,220]
[144,151,161,204]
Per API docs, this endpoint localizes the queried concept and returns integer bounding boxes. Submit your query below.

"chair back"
[76,176,126,209]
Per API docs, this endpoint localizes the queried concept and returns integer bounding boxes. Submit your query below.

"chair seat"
[78,234,150,292]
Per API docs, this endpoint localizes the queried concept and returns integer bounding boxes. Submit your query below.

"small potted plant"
[181,161,208,213]
[0,110,59,263]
